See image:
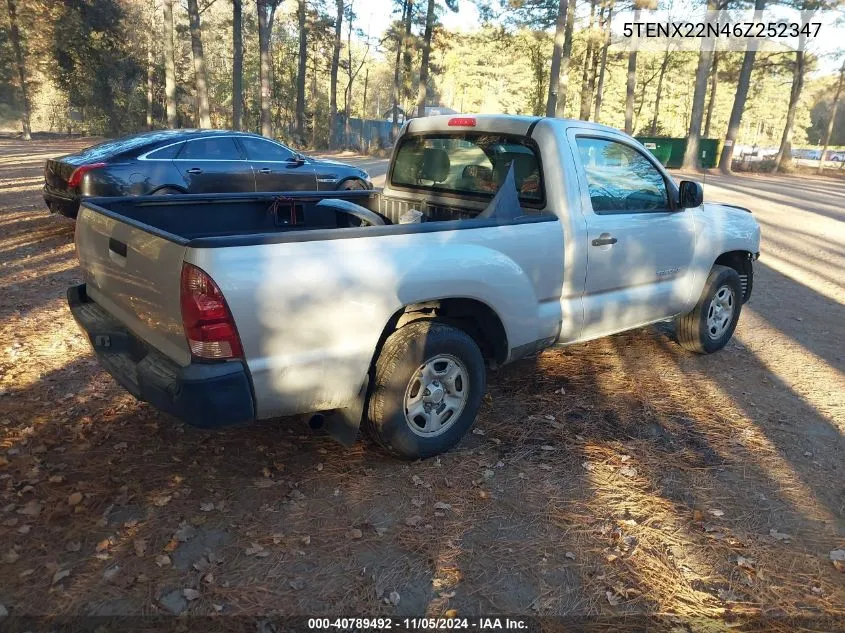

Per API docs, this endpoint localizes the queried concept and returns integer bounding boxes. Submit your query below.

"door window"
[238,137,295,162]
[575,137,669,214]
[177,137,244,160]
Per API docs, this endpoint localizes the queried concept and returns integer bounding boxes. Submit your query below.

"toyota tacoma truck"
[68,115,760,459]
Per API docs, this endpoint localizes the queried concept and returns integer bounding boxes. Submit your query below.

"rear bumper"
[43,184,80,217]
[68,284,255,428]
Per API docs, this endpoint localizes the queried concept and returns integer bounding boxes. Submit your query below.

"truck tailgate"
[74,203,192,366]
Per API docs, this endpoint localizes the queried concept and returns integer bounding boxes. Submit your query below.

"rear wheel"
[365,321,486,459]
[675,265,742,354]
[151,187,183,195]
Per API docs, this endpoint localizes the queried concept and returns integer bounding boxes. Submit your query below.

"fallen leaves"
[769,529,791,542]
[155,555,171,568]
[245,543,269,558]
[51,569,70,585]
[152,494,172,507]
[433,501,452,511]
[17,501,42,517]
[405,515,423,527]
[133,539,147,557]
[347,528,363,540]
[67,492,83,506]
[182,588,200,601]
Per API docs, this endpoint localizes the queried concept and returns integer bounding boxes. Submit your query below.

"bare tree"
[186,0,212,128]
[257,0,281,137]
[546,0,569,117]
[774,33,808,171]
[556,0,577,116]
[330,0,343,147]
[391,0,408,137]
[649,47,671,135]
[296,0,307,140]
[233,0,243,130]
[718,0,765,172]
[625,50,637,134]
[818,59,844,174]
[415,0,436,116]
[7,0,31,139]
[578,0,598,121]
[163,0,177,128]
[146,29,154,129]
[592,1,613,122]
[703,51,719,138]
[343,1,370,145]
[682,0,718,169]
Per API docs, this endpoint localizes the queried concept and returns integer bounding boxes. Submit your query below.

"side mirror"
[678,180,703,209]
[287,153,306,166]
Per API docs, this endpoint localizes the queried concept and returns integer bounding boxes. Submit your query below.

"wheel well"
[714,250,754,302]
[149,185,187,194]
[376,299,509,368]
[336,177,367,190]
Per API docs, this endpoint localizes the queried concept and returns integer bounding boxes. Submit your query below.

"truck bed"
[84,189,495,245]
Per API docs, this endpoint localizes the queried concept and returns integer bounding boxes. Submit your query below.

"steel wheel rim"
[706,284,735,340]
[404,354,469,437]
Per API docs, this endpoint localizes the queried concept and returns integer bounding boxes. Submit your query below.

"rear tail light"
[180,263,243,360]
[67,162,107,188]
[448,117,476,127]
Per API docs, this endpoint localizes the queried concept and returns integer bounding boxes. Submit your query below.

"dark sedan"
[43,129,373,218]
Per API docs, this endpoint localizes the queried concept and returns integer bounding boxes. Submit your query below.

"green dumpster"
[635,137,721,169]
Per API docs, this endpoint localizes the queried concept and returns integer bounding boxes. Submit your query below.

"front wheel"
[675,265,742,354]
[365,321,486,459]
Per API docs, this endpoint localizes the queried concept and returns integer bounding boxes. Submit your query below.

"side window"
[177,137,243,160]
[575,137,669,213]
[145,142,183,159]
[238,137,294,162]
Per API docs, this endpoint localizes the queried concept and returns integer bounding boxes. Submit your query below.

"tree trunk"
[592,3,612,122]
[362,66,369,152]
[146,30,154,129]
[186,0,212,128]
[774,47,805,172]
[330,0,343,147]
[402,0,414,84]
[818,61,844,174]
[233,0,243,130]
[391,0,407,137]
[257,0,278,137]
[6,0,30,139]
[625,51,637,134]
[578,0,598,121]
[682,0,717,169]
[545,0,569,117]
[555,0,576,116]
[718,0,765,173]
[163,0,177,128]
[310,38,318,147]
[296,0,307,140]
[703,51,719,139]
[649,48,670,136]
[415,0,436,117]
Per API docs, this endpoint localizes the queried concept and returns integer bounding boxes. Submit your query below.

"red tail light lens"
[448,117,476,127]
[67,162,107,188]
[180,263,243,360]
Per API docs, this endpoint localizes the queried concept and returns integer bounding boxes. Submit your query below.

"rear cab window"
[390,133,545,207]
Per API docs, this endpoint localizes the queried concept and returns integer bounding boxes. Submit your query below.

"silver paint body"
[75,115,761,419]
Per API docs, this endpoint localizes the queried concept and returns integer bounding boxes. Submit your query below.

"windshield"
[391,133,544,204]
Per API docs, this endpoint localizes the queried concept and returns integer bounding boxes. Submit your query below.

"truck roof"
[404,114,622,137]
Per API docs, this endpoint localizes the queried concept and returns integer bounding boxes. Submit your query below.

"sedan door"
[570,132,696,341]
[174,136,255,193]
[237,136,318,192]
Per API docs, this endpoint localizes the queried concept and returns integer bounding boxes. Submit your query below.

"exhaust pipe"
[308,413,325,430]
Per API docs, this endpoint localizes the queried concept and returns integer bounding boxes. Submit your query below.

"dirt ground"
[0,138,843,628]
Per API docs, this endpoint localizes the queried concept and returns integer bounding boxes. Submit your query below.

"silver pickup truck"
[68,115,760,459]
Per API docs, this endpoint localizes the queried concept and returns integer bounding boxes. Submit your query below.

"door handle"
[186,167,203,174]
[258,167,271,174]
[108,237,127,257]
[591,235,618,246]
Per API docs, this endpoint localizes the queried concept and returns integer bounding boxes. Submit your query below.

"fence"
[332,117,395,151]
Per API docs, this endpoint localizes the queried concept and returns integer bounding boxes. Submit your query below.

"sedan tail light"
[67,162,107,188]
[180,263,243,360]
